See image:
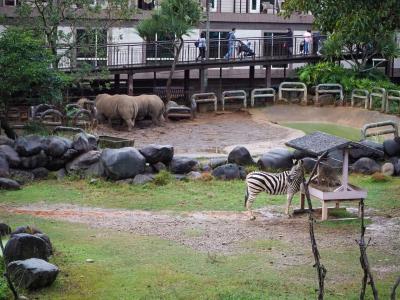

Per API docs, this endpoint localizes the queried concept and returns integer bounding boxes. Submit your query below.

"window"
[4,0,18,6]
[250,0,260,12]
[76,29,107,68]
[209,0,217,12]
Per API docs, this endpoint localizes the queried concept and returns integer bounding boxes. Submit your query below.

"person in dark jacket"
[285,28,293,56]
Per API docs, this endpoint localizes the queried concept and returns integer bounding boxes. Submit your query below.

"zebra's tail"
[244,186,249,208]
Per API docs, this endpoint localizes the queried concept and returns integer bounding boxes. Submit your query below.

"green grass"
[282,122,362,141]
[1,175,399,215]
[0,214,398,300]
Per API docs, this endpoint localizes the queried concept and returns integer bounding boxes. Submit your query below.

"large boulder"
[66,150,101,172]
[227,146,254,166]
[390,157,400,176]
[35,233,53,257]
[212,163,242,180]
[43,136,71,158]
[257,148,293,171]
[152,162,167,173]
[101,147,146,180]
[0,177,20,190]
[208,157,228,169]
[0,136,14,147]
[20,151,48,170]
[383,138,400,157]
[0,145,20,167]
[133,174,154,185]
[4,233,49,263]
[8,258,59,290]
[351,157,380,175]
[14,135,44,156]
[31,167,49,180]
[9,169,34,185]
[139,144,174,165]
[72,133,97,153]
[0,155,10,177]
[169,157,198,174]
[350,140,385,161]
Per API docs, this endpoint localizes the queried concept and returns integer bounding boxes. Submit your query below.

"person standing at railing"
[284,28,293,56]
[196,32,206,61]
[303,29,312,55]
[224,28,236,60]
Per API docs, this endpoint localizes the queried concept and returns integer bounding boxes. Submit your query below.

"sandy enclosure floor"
[94,110,304,157]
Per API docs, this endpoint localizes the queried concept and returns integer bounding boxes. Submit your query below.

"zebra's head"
[288,159,305,183]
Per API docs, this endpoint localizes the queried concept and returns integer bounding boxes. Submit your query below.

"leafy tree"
[282,0,400,72]
[136,0,203,102]
[0,27,69,114]
[16,0,136,68]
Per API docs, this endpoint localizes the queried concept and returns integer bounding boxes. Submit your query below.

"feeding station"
[285,132,383,221]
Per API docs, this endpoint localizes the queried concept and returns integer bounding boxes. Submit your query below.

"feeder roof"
[285,131,383,157]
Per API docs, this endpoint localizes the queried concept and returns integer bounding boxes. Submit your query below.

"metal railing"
[57,35,324,70]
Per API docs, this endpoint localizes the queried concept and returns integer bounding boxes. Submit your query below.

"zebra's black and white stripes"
[244,160,305,220]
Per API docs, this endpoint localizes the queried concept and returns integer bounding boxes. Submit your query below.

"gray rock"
[381,162,394,177]
[9,169,34,185]
[11,226,42,236]
[292,149,312,160]
[116,178,135,184]
[257,148,293,171]
[4,233,48,263]
[8,258,59,289]
[0,136,14,147]
[72,133,90,153]
[227,146,254,166]
[212,163,241,180]
[173,174,187,180]
[139,144,174,165]
[20,151,48,169]
[43,136,71,158]
[66,150,101,173]
[34,233,53,256]
[152,162,167,173]
[187,171,202,180]
[0,155,10,177]
[32,167,49,180]
[144,164,154,174]
[61,148,80,161]
[57,168,67,180]
[201,164,212,172]
[15,135,44,156]
[133,174,154,185]
[0,145,20,167]
[101,147,146,180]
[86,134,98,151]
[208,158,228,169]
[0,177,20,190]
[238,165,247,179]
[350,140,384,161]
[46,157,66,171]
[169,157,199,174]
[383,138,400,157]
[351,157,380,175]
[0,223,11,236]
[389,157,400,176]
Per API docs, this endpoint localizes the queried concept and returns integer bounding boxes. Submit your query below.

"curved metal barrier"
[39,109,64,126]
[191,92,218,115]
[351,89,369,109]
[72,109,94,127]
[278,82,307,105]
[368,87,387,111]
[386,90,400,114]
[315,84,343,105]
[361,121,399,139]
[221,90,247,111]
[250,88,276,107]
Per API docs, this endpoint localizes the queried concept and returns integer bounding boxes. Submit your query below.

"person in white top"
[196,32,206,61]
[303,30,312,55]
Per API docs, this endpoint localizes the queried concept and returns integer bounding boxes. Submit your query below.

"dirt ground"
[93,105,400,157]
[3,204,400,261]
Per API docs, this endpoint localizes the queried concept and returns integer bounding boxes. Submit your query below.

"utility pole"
[201,0,210,92]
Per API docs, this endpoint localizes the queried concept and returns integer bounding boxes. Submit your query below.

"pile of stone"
[1,223,59,290]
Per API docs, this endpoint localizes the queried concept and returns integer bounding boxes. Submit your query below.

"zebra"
[244,159,305,220]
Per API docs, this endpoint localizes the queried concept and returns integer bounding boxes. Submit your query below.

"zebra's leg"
[285,193,295,217]
[245,193,257,220]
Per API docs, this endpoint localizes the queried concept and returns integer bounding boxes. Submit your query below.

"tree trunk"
[166,37,184,104]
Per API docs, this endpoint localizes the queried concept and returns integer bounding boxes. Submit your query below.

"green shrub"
[23,121,51,136]
[0,257,10,300]
[153,170,173,186]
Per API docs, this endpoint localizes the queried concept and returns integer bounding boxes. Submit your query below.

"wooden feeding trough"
[286,132,383,221]
[98,135,134,149]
